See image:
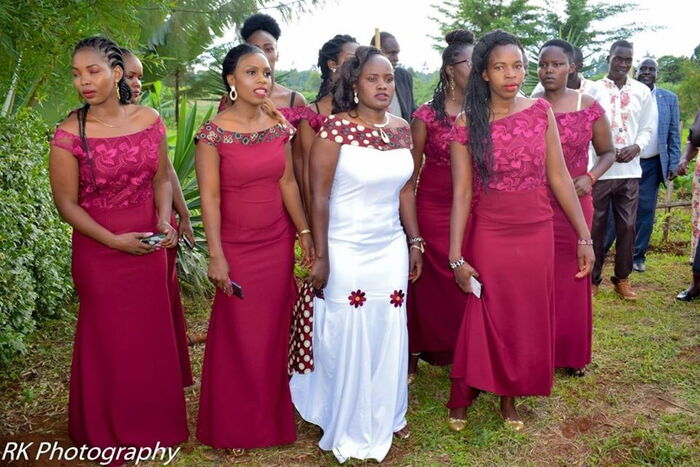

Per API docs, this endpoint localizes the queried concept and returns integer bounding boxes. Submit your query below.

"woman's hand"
[178,216,196,248]
[572,174,593,196]
[453,260,479,294]
[208,255,233,296]
[157,219,178,249]
[408,247,423,283]
[298,233,315,268]
[575,244,595,278]
[110,232,158,255]
[307,256,329,291]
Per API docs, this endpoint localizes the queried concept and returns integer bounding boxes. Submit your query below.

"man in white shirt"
[587,40,656,300]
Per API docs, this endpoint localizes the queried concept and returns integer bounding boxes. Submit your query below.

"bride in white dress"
[290,46,423,463]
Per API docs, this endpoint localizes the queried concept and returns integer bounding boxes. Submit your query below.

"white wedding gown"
[290,116,414,463]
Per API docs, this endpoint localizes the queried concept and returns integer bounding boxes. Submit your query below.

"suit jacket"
[654,87,681,180]
[394,67,416,122]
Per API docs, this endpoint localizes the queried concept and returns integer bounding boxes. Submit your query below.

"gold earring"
[353,90,359,104]
[229,86,237,102]
[449,77,455,101]
[115,82,121,100]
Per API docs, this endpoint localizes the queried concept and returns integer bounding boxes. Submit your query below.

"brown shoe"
[612,278,638,300]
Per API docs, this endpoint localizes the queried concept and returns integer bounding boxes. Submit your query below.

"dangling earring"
[115,82,121,100]
[331,67,337,73]
[229,86,238,102]
[449,77,456,101]
[353,90,359,104]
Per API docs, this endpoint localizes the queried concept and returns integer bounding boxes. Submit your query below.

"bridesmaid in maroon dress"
[446,31,594,431]
[49,37,188,453]
[297,34,358,209]
[122,48,195,385]
[534,39,615,376]
[217,14,307,206]
[195,44,313,452]
[407,29,475,380]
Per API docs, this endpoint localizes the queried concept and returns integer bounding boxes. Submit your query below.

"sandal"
[566,367,586,377]
[394,425,411,439]
[187,332,207,346]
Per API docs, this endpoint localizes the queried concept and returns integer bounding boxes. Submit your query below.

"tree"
[657,55,686,84]
[430,0,547,49]
[0,0,169,120]
[542,0,657,56]
[138,0,323,125]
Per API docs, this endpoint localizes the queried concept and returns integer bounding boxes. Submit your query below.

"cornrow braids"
[464,29,524,186]
[314,34,357,102]
[431,29,475,126]
[332,46,383,113]
[73,36,132,193]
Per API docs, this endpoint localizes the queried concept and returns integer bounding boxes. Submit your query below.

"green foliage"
[676,60,700,123]
[542,0,654,55]
[0,0,169,120]
[657,55,686,84]
[168,96,215,300]
[0,110,73,363]
[431,0,547,48]
[138,0,323,124]
[409,69,440,107]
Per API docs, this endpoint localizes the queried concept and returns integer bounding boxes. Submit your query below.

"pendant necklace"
[358,114,391,144]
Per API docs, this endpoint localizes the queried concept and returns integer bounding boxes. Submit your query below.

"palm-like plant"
[139,0,323,125]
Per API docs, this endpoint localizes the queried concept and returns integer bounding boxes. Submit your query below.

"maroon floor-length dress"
[166,218,194,387]
[407,104,468,365]
[550,101,605,369]
[448,99,556,407]
[51,119,189,450]
[195,121,297,449]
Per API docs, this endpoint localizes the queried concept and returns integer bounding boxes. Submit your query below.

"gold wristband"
[298,229,311,235]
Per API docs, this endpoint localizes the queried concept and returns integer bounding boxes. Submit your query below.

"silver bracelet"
[449,257,466,270]
[408,236,424,245]
[577,238,594,246]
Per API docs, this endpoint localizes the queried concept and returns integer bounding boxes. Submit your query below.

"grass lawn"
[1,213,698,465]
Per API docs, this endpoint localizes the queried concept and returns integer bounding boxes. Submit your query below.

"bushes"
[0,110,73,363]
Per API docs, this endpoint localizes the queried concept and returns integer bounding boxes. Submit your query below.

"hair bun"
[445,29,474,46]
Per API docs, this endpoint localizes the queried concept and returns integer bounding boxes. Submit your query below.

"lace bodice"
[451,99,551,192]
[50,118,165,211]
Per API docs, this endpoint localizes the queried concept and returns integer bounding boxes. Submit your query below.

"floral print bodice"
[413,103,456,168]
[554,101,605,178]
[451,98,551,192]
[50,118,165,211]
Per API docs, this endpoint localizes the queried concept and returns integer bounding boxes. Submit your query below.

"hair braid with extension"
[431,29,475,126]
[332,46,383,113]
[314,34,357,102]
[221,44,284,124]
[464,29,525,186]
[73,36,132,193]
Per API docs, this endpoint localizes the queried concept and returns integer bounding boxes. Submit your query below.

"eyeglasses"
[451,59,472,67]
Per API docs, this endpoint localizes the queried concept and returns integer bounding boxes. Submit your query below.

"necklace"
[89,107,126,128]
[357,113,391,144]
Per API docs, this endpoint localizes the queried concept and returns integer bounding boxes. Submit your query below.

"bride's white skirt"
[290,234,409,463]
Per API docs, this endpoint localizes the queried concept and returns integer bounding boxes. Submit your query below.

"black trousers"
[592,178,640,284]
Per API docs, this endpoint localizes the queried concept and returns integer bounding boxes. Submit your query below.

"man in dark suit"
[370,31,415,121]
[632,58,681,271]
